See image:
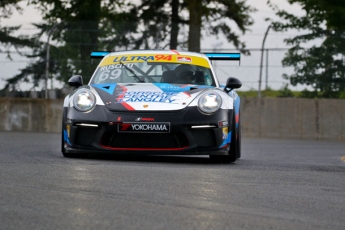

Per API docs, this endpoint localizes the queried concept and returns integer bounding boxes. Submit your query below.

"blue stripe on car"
[63,130,71,145]
[219,131,231,148]
[92,83,117,95]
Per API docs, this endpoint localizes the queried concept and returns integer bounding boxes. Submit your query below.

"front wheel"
[62,152,82,158]
[61,108,67,155]
[61,108,87,158]
[210,111,238,163]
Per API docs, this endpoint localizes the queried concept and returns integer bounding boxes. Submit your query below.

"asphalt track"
[0,131,345,230]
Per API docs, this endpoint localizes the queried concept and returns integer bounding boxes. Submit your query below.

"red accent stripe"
[100,144,188,151]
[121,102,135,111]
[221,144,229,149]
[120,123,131,131]
[236,114,239,124]
[117,85,135,111]
[117,85,127,101]
[171,49,180,55]
[183,92,191,97]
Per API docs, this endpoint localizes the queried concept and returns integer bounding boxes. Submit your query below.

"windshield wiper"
[120,62,145,83]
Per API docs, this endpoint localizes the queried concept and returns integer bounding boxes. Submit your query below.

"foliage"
[2,0,139,89]
[199,0,256,53]
[298,89,319,98]
[0,0,21,19]
[277,84,294,97]
[237,87,345,99]
[185,0,256,52]
[0,0,34,58]
[136,0,256,52]
[298,88,345,98]
[268,0,345,98]
[237,89,280,98]
[136,0,187,49]
[2,0,256,91]
[30,0,138,82]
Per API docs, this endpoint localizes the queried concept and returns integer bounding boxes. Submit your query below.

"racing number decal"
[155,55,172,61]
[98,69,122,82]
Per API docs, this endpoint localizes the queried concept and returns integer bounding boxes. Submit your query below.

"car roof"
[94,49,219,87]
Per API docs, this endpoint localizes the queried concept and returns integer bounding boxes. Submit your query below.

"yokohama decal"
[118,122,170,133]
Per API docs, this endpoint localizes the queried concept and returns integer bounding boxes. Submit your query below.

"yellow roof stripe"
[99,54,211,68]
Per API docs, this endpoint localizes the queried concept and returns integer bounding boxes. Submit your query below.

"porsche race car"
[62,50,242,163]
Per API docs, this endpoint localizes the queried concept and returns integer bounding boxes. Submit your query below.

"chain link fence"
[0,47,297,98]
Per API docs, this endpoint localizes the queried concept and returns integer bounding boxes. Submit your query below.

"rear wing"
[204,53,241,66]
[90,51,110,64]
[204,53,240,61]
[91,51,110,59]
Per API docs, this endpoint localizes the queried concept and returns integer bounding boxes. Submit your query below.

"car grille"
[190,129,216,147]
[100,132,189,149]
[74,126,98,147]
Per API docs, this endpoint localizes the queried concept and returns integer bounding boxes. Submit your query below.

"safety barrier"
[0,98,344,141]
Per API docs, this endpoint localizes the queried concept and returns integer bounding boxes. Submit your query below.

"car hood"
[90,83,213,111]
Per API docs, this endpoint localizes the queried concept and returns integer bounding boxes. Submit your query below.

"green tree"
[2,0,139,91]
[0,0,37,93]
[137,0,188,49]
[188,0,255,52]
[0,0,33,57]
[137,0,255,52]
[3,0,256,91]
[27,0,138,82]
[269,0,345,98]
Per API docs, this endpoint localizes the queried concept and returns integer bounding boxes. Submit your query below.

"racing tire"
[61,108,67,155]
[210,110,238,163]
[62,152,80,158]
[61,108,79,158]
[236,109,241,159]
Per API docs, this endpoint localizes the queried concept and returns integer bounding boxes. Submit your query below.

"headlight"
[198,91,222,114]
[73,89,96,112]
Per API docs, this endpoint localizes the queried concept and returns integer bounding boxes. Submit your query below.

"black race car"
[62,50,242,162]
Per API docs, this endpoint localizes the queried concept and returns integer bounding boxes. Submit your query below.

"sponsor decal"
[222,127,228,140]
[177,56,192,62]
[135,117,155,122]
[116,91,178,103]
[219,120,229,127]
[219,129,230,148]
[153,83,189,93]
[113,55,172,62]
[118,122,170,133]
[99,63,133,71]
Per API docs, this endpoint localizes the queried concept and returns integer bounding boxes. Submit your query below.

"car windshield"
[90,57,216,86]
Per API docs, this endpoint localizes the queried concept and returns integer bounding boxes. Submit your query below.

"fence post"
[258,25,271,97]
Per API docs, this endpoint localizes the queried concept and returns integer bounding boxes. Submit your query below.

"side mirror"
[68,75,83,88]
[225,77,242,92]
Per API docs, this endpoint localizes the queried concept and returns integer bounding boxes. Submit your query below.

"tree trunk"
[188,0,202,52]
[78,0,101,81]
[169,0,179,49]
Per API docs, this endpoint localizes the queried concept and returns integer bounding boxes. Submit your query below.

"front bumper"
[63,105,233,155]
